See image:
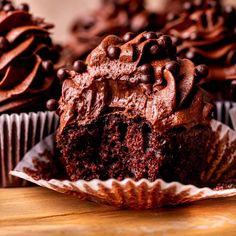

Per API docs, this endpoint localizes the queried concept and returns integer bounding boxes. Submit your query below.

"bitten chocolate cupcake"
[64,0,164,63]
[162,0,236,100]
[0,1,60,187]
[57,31,215,187]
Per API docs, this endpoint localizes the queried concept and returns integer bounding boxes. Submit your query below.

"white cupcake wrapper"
[0,111,59,187]
[215,101,236,130]
[10,120,236,209]
[229,107,236,131]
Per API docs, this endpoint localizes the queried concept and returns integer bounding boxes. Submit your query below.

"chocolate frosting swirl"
[162,1,236,85]
[65,0,163,62]
[0,2,60,114]
[58,32,213,133]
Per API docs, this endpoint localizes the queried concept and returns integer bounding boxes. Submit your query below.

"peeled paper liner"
[0,111,59,187]
[10,120,236,209]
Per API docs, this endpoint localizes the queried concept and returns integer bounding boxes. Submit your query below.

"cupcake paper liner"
[0,111,59,187]
[229,107,236,131]
[214,101,236,129]
[10,119,236,209]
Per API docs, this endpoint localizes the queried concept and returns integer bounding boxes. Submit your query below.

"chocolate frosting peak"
[0,2,59,114]
[163,1,236,83]
[59,32,212,133]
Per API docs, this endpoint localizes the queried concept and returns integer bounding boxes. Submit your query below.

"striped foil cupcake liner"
[10,119,236,209]
[0,111,59,187]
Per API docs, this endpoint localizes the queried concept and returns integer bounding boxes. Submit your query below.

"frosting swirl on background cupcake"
[0,1,60,114]
[65,0,164,62]
[162,0,236,99]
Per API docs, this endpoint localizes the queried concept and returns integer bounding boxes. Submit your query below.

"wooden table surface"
[1,187,236,236]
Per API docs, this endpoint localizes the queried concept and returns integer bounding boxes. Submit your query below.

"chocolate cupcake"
[162,0,236,100]
[57,31,215,187]
[64,0,164,63]
[0,1,60,187]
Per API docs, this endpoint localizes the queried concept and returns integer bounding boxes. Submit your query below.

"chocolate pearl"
[144,32,157,40]
[183,2,194,12]
[167,13,177,21]
[18,3,29,12]
[42,60,54,73]
[190,32,200,41]
[123,32,135,42]
[186,50,196,60]
[195,64,209,78]
[73,60,86,73]
[107,46,120,59]
[140,64,153,74]
[46,99,58,111]
[158,35,172,49]
[165,61,180,75]
[149,44,161,56]
[140,74,152,84]
[57,68,68,81]
[3,3,14,11]
[0,37,9,51]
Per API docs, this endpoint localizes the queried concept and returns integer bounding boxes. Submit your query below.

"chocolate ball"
[107,46,121,59]
[73,60,86,73]
[3,3,14,11]
[190,32,200,41]
[57,68,68,81]
[46,99,58,111]
[140,64,153,75]
[165,61,180,75]
[149,44,161,56]
[123,32,136,42]
[18,3,29,12]
[140,74,152,84]
[158,35,172,49]
[183,2,194,12]
[42,60,54,74]
[186,50,197,60]
[144,32,157,40]
[167,13,177,21]
[195,64,209,78]
[194,0,203,7]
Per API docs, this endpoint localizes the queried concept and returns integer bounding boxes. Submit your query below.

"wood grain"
[0,187,236,236]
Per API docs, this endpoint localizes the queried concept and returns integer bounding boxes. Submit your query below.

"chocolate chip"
[167,13,177,21]
[158,35,172,49]
[195,64,209,78]
[123,32,136,42]
[57,68,68,81]
[183,2,194,12]
[42,60,54,74]
[149,44,161,56]
[190,32,200,41]
[165,61,180,75]
[144,32,157,40]
[73,60,86,73]
[3,3,14,11]
[46,99,58,111]
[18,3,29,12]
[140,64,153,75]
[140,74,152,84]
[107,46,121,59]
[0,37,9,51]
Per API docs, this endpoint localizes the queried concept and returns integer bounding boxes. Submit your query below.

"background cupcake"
[0,0,60,187]
[162,0,236,101]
